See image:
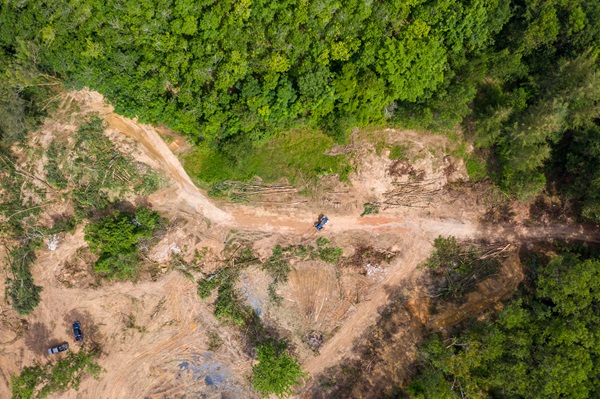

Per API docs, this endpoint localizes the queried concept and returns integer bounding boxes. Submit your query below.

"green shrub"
[316,237,330,247]
[197,246,257,299]
[465,155,487,181]
[5,245,42,315]
[360,203,380,217]
[214,281,252,326]
[262,245,292,284]
[252,342,306,398]
[44,142,67,189]
[10,363,45,399]
[318,246,343,264]
[196,247,257,324]
[11,347,103,399]
[84,207,163,280]
[197,275,222,299]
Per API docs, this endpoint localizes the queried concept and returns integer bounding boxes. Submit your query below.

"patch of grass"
[389,145,408,160]
[360,203,380,217]
[10,346,103,399]
[183,128,352,186]
[374,140,387,156]
[452,142,488,182]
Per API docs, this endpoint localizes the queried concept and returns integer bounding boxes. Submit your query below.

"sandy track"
[104,114,233,224]
[231,206,600,243]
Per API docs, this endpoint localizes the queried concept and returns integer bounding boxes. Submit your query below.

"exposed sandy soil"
[1,89,598,399]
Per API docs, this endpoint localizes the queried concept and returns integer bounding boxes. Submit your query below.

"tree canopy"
[0,0,508,143]
[84,207,163,280]
[1,0,600,214]
[407,252,600,399]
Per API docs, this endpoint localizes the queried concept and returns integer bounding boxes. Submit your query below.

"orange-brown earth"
[0,90,598,399]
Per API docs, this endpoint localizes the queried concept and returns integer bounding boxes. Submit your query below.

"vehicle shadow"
[63,309,100,344]
[24,322,58,355]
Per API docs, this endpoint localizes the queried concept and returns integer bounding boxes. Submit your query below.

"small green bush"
[318,246,343,263]
[465,156,487,181]
[214,281,252,326]
[197,275,222,299]
[84,207,163,280]
[316,237,330,247]
[196,247,257,324]
[360,203,380,217]
[252,342,307,398]
[262,245,292,284]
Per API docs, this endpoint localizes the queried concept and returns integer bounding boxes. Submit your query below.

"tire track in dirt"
[103,114,233,224]
[301,233,432,377]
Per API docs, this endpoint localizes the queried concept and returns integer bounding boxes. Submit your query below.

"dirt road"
[93,94,600,386]
[2,90,598,399]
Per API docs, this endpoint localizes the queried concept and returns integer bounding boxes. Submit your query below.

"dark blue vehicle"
[48,343,69,355]
[73,321,83,341]
[315,215,329,230]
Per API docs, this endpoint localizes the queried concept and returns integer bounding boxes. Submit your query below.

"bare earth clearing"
[0,90,598,399]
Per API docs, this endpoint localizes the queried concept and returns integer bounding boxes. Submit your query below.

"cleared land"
[0,91,597,399]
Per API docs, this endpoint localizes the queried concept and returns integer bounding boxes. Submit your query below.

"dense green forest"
[407,248,600,398]
[1,0,600,217]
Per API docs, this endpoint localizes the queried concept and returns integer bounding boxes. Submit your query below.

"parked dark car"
[72,321,83,341]
[48,343,69,355]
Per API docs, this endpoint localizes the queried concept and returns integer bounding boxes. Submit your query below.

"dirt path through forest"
[79,89,597,247]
